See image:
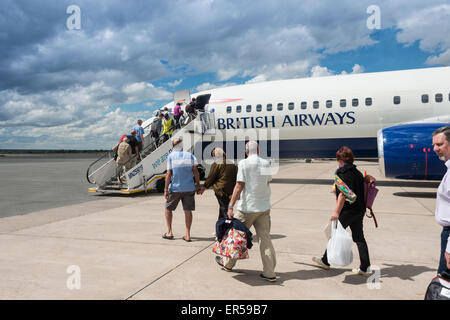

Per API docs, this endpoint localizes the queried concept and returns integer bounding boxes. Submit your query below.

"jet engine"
[378,123,448,180]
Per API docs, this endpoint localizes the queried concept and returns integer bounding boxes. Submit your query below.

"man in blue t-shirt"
[132,119,145,152]
[162,138,201,242]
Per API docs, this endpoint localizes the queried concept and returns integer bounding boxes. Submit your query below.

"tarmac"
[0,159,442,300]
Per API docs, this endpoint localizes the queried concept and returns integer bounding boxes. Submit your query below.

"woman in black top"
[313,146,372,276]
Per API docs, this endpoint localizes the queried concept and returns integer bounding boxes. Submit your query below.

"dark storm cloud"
[0,0,449,149]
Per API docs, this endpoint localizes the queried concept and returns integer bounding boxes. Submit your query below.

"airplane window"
[326,100,332,108]
[313,101,319,109]
[277,103,283,111]
[435,93,443,103]
[267,104,272,111]
[301,102,307,109]
[226,106,232,113]
[236,105,242,113]
[256,104,262,112]
[246,105,252,112]
[288,102,294,110]
[422,94,429,103]
[365,98,372,106]
[393,96,401,105]
[340,99,346,107]
[352,98,359,107]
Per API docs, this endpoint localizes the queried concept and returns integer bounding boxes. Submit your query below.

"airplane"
[163,66,450,180]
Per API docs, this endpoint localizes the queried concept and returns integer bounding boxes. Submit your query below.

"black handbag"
[424,271,450,300]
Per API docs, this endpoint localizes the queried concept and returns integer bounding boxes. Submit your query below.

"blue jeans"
[438,227,450,275]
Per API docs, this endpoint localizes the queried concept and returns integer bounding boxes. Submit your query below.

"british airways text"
[217,112,356,130]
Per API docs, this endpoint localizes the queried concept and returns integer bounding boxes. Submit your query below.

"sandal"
[162,233,174,240]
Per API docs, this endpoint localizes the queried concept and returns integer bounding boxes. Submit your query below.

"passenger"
[162,138,201,242]
[116,137,132,182]
[179,110,186,127]
[126,130,140,167]
[216,141,277,282]
[150,112,164,149]
[173,102,182,126]
[133,119,145,153]
[161,112,174,144]
[431,126,450,275]
[200,147,238,221]
[312,146,373,277]
[185,98,197,121]
[112,135,126,155]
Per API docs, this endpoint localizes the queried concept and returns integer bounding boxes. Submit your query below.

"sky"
[1,0,450,150]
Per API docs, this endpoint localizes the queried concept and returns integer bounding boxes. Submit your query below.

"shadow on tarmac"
[379,263,436,281]
[271,178,440,189]
[226,262,436,287]
[393,192,436,198]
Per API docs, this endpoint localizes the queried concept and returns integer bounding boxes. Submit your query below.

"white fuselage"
[163,67,450,158]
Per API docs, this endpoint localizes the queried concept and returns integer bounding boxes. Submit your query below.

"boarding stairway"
[86,111,215,194]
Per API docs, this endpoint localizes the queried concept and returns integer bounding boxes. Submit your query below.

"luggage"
[424,271,450,300]
[212,227,249,260]
[364,181,379,227]
[327,220,353,267]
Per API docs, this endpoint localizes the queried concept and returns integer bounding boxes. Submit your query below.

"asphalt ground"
[0,159,443,301]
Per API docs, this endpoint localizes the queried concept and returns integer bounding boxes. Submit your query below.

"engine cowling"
[378,123,448,180]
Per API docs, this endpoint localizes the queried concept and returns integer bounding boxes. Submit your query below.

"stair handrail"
[87,111,208,188]
[86,150,115,184]
[107,121,186,185]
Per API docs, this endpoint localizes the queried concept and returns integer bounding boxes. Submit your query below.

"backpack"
[424,271,450,300]
[364,180,379,227]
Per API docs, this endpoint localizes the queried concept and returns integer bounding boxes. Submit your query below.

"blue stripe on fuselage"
[198,137,378,159]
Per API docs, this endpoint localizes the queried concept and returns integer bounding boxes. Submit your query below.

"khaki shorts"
[165,191,195,211]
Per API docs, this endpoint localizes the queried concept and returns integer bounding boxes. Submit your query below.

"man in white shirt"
[432,126,450,275]
[216,141,277,282]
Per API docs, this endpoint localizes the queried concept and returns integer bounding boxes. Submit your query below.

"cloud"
[340,64,365,75]
[122,82,172,104]
[167,79,183,87]
[311,66,334,78]
[426,49,450,66]
[245,74,267,84]
[396,4,450,53]
[196,82,239,92]
[1,0,449,149]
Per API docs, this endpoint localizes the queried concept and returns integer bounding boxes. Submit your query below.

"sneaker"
[352,268,372,277]
[215,256,232,272]
[259,273,277,282]
[312,257,331,270]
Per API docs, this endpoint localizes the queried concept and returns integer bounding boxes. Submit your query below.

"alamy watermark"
[66,265,81,290]
[366,5,381,30]
[66,5,81,30]
[366,265,381,289]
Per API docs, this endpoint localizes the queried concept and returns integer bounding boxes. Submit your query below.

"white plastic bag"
[326,220,353,267]
[324,220,332,240]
